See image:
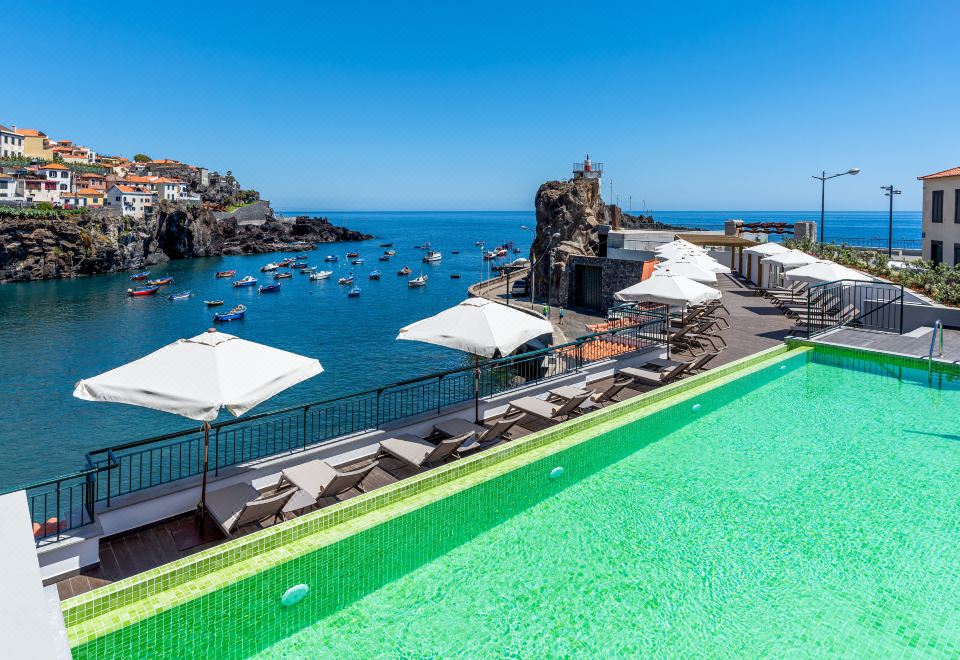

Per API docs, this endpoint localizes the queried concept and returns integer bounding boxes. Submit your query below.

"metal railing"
[828,237,923,251]
[805,279,905,338]
[14,313,668,541]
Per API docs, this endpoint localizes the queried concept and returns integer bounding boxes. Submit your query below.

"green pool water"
[74,349,960,658]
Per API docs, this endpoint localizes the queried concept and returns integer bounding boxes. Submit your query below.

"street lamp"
[546,232,560,316]
[812,167,860,242]
[881,185,902,258]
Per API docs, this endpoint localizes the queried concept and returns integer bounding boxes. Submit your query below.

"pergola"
[673,233,761,280]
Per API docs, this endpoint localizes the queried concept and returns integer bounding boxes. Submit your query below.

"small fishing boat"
[301,266,316,274]
[274,272,292,280]
[168,290,193,301]
[310,270,333,281]
[205,300,225,307]
[384,249,396,256]
[369,270,381,280]
[260,262,280,272]
[451,250,460,255]
[413,242,431,250]
[290,263,308,270]
[338,274,355,285]
[324,255,339,262]
[259,283,281,293]
[213,304,246,323]
[233,275,257,287]
[279,258,296,267]
[423,250,442,263]
[475,241,483,246]
[346,251,360,258]
[380,242,393,248]
[513,247,521,253]
[450,273,461,279]
[129,271,150,281]
[397,266,412,276]
[379,255,391,261]
[295,254,308,260]
[148,277,173,286]
[127,285,160,297]
[351,258,364,266]
[408,274,428,287]
[495,248,508,258]
[348,287,361,297]
[215,269,236,278]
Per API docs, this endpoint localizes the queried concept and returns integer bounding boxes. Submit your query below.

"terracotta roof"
[0,124,18,134]
[14,128,45,138]
[40,163,69,170]
[918,167,960,180]
[148,159,180,165]
[77,188,101,196]
[114,185,152,194]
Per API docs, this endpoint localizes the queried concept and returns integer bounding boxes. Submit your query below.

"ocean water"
[72,350,960,658]
[0,210,920,489]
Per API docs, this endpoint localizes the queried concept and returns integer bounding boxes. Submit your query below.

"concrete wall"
[558,255,649,311]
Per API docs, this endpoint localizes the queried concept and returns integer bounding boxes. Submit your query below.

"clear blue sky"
[7,1,957,211]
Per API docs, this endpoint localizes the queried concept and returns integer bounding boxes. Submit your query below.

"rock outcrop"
[0,206,372,283]
[530,177,607,299]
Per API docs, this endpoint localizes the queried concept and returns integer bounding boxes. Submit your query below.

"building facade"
[16,128,55,160]
[37,163,72,201]
[106,184,153,218]
[0,174,24,200]
[918,167,960,267]
[0,125,24,158]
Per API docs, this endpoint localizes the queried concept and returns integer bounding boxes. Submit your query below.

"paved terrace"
[53,272,795,599]
[809,326,960,365]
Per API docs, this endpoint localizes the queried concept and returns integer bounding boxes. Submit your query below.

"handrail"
[928,319,943,377]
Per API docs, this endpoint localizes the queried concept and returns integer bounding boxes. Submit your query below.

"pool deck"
[807,326,960,365]
[52,275,796,599]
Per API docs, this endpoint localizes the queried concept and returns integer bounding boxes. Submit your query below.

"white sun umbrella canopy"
[655,239,706,255]
[743,242,790,256]
[653,262,717,284]
[656,244,708,260]
[658,253,732,275]
[614,272,721,307]
[783,261,875,284]
[760,249,819,269]
[74,329,323,513]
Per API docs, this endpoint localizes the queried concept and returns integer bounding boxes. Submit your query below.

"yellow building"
[15,128,55,161]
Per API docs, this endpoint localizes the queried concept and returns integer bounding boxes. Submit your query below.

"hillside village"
[0,122,252,218]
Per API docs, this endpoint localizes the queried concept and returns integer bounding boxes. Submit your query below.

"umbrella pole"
[197,421,210,518]
[474,354,480,424]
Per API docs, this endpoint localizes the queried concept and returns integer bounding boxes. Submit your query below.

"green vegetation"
[783,237,960,307]
[0,206,89,219]
[133,154,151,163]
[66,162,109,175]
[0,155,35,168]
[223,189,260,212]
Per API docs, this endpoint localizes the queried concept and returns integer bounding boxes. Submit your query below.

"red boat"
[127,286,160,297]
[215,270,236,278]
[129,271,150,281]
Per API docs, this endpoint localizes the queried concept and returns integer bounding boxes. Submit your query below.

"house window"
[954,243,960,267]
[115,196,121,202]
[955,190,960,223]
[932,190,944,223]
[931,240,943,266]
[60,184,67,191]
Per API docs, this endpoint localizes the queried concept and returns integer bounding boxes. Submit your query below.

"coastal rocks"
[530,177,606,299]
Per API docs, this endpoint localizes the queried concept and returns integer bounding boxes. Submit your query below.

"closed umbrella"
[653,261,717,284]
[397,297,553,420]
[783,261,874,284]
[74,329,323,515]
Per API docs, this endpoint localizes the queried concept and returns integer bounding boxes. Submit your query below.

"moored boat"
[380,242,393,247]
[397,266,412,276]
[215,269,236,278]
[295,254,308,260]
[259,283,281,293]
[260,262,280,272]
[129,271,150,281]
[351,257,364,265]
[384,249,396,256]
[423,250,442,263]
[205,300,225,306]
[369,270,381,280]
[451,250,459,254]
[347,287,361,297]
[324,255,339,262]
[290,263,308,269]
[310,270,333,281]
[148,277,173,286]
[301,266,316,274]
[450,273,461,279]
[379,255,391,261]
[338,273,355,285]
[233,275,257,287]
[274,272,292,279]
[213,304,246,322]
[167,290,193,301]
[346,251,359,258]
[127,285,160,297]
[408,274,428,287]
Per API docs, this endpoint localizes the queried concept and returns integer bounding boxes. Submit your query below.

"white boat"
[310,270,333,281]
[260,262,280,272]
[422,250,442,263]
[408,274,428,287]
[483,250,496,260]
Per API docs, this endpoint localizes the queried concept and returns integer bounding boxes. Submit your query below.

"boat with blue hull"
[213,304,246,322]
[167,291,193,301]
[232,276,257,287]
[259,283,281,293]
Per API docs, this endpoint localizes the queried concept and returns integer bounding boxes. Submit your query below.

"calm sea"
[0,210,920,488]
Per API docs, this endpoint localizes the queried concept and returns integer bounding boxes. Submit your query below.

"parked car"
[511,278,529,296]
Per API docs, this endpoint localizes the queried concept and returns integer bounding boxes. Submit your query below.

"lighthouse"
[572,154,603,182]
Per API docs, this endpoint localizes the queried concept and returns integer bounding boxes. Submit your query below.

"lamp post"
[520,226,535,305]
[881,185,902,258]
[812,167,860,242]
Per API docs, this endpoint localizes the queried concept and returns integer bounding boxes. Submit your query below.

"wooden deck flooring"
[54,274,792,599]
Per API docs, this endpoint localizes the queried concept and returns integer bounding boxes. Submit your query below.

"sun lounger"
[205,482,297,537]
[276,459,379,500]
[590,374,635,406]
[621,361,690,386]
[433,409,525,451]
[377,432,473,469]
[506,389,595,424]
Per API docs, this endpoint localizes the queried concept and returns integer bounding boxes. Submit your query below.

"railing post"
[55,479,61,543]
[899,284,904,334]
[214,426,221,475]
[437,374,442,415]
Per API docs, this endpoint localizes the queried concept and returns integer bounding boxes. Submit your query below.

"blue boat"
[167,291,193,301]
[348,287,361,297]
[324,255,339,262]
[369,270,381,280]
[213,304,246,323]
[259,283,281,293]
[232,276,257,287]
[129,271,150,281]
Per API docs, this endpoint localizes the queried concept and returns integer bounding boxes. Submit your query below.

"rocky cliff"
[0,206,372,283]
[530,178,607,299]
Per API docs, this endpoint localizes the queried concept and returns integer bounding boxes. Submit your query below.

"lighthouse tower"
[572,153,603,183]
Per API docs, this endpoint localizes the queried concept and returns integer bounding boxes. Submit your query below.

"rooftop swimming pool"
[68,345,960,658]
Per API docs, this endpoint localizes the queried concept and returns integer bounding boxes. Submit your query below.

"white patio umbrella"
[658,253,732,274]
[655,239,706,254]
[73,329,323,514]
[743,242,790,256]
[760,250,820,288]
[653,261,717,284]
[656,244,708,260]
[397,297,553,420]
[783,261,875,284]
[613,272,721,307]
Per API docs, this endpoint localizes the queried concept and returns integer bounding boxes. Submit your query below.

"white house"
[106,184,154,218]
[22,176,61,204]
[0,124,25,158]
[0,174,24,200]
[919,166,960,267]
[37,163,72,200]
[122,175,187,201]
